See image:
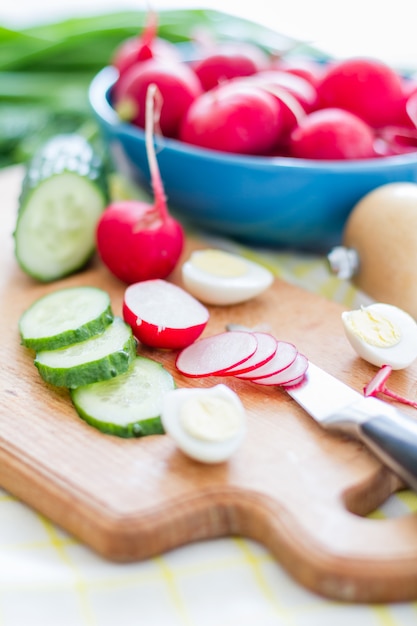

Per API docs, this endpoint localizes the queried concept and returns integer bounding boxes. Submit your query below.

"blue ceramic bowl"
[89,66,417,253]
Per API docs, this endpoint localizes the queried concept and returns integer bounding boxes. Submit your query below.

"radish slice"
[175,331,258,378]
[235,340,297,380]
[123,279,209,349]
[251,353,309,386]
[222,332,278,375]
[280,373,307,388]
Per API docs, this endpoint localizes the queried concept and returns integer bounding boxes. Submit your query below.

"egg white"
[161,384,247,463]
[181,248,274,306]
[342,302,417,369]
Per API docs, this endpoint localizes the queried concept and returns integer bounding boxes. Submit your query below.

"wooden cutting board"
[2,166,417,603]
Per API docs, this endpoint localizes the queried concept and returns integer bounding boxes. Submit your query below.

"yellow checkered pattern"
[1,484,417,626]
[2,238,417,625]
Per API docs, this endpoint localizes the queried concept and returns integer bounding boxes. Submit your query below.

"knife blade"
[287,362,417,491]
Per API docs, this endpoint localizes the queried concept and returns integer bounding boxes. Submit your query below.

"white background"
[2,0,417,71]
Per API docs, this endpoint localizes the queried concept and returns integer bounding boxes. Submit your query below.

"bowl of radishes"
[89,24,417,253]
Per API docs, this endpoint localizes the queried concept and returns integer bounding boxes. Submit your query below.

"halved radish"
[175,331,258,378]
[123,279,209,349]
[251,353,309,386]
[235,340,298,380]
[222,331,278,375]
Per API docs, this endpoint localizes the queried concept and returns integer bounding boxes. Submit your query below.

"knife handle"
[324,400,417,492]
[359,414,417,491]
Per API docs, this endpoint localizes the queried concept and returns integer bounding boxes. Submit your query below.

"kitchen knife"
[287,363,417,492]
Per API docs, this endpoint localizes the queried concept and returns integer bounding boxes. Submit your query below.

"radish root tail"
[364,364,417,409]
[145,83,168,217]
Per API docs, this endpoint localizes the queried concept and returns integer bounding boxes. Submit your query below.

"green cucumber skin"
[70,356,176,438]
[18,134,108,214]
[14,134,108,282]
[34,335,137,389]
[21,305,114,352]
[72,406,165,438]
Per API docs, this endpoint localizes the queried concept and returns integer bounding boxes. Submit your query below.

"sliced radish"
[280,373,307,388]
[235,340,297,380]
[123,279,209,349]
[175,331,258,378]
[222,331,278,375]
[251,353,309,386]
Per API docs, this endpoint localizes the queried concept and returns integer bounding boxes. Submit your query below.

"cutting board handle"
[161,484,417,604]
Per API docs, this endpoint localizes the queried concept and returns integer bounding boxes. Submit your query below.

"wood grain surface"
[2,166,417,603]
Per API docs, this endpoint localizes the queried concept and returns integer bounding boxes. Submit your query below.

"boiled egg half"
[181,248,274,305]
[161,384,247,463]
[342,302,417,369]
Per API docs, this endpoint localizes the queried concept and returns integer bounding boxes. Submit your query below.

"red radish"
[280,373,307,388]
[222,332,278,375]
[402,76,417,100]
[235,340,298,380]
[364,365,417,408]
[175,331,258,377]
[111,9,181,77]
[406,91,417,128]
[242,70,317,140]
[123,279,209,349]
[179,81,283,155]
[250,353,308,386]
[253,70,318,113]
[390,80,417,129]
[271,56,325,88]
[289,108,376,160]
[316,57,405,128]
[113,58,202,137]
[192,41,269,91]
[374,126,417,156]
[364,365,392,398]
[96,84,184,284]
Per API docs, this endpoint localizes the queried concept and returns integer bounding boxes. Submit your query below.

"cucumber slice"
[71,356,176,438]
[19,286,114,351]
[14,134,108,282]
[34,317,136,388]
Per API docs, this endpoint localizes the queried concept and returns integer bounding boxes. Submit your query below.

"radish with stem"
[112,8,181,77]
[364,364,417,409]
[96,83,184,284]
[113,57,202,137]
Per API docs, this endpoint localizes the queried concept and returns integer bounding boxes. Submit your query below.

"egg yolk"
[179,394,242,442]
[190,249,247,278]
[344,307,401,347]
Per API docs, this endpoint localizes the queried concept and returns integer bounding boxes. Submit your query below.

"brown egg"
[330,182,417,318]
